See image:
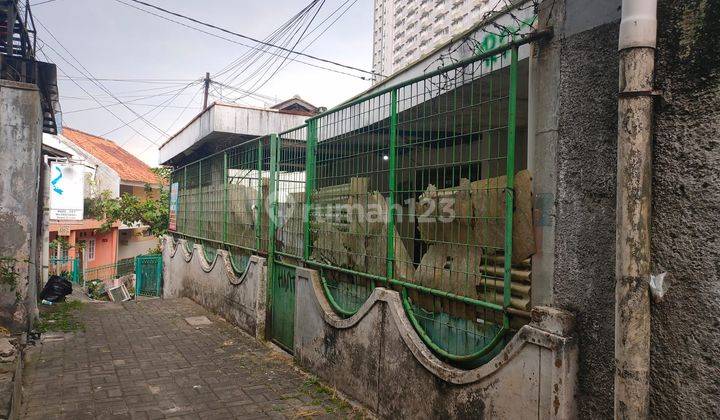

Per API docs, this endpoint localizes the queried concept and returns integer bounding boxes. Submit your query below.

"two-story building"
[43,127,162,278]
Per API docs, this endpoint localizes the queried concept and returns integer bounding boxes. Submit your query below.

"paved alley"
[22,298,360,419]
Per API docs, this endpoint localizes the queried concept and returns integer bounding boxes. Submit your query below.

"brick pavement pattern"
[22,298,359,419]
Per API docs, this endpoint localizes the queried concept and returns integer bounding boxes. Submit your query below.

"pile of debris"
[85,274,134,302]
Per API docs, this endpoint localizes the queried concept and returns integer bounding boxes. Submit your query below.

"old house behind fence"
[43,127,163,286]
[157,0,719,418]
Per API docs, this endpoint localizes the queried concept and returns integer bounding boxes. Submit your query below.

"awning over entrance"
[159,102,309,167]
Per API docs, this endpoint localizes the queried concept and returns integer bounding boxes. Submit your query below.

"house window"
[120,184,134,197]
[86,238,96,261]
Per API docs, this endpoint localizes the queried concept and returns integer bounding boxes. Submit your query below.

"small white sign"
[49,163,84,221]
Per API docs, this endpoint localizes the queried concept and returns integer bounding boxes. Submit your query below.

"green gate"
[135,255,163,297]
[49,257,80,284]
[268,262,296,352]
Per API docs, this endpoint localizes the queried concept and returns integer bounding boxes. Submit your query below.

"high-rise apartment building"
[372,0,500,80]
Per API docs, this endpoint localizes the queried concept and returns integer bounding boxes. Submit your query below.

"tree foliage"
[88,168,170,237]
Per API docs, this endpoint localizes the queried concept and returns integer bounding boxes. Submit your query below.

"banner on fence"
[169,182,179,231]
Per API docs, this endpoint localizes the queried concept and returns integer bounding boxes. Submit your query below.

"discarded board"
[470,170,535,263]
[107,284,131,302]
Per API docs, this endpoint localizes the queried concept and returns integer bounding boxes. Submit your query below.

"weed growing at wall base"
[36,300,84,333]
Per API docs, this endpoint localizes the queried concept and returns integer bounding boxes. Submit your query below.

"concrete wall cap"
[0,80,39,91]
[297,267,573,385]
[165,236,264,287]
[531,305,576,336]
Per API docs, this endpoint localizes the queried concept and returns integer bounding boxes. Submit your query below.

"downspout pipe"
[615,0,657,418]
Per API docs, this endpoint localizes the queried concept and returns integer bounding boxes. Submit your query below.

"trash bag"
[39,275,73,303]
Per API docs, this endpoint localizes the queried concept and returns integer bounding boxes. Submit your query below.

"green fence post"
[387,89,398,282]
[197,160,203,238]
[223,151,228,244]
[182,166,187,233]
[256,138,263,251]
[267,134,279,319]
[503,45,519,329]
[269,134,279,258]
[72,258,80,285]
[156,256,163,296]
[304,121,317,262]
[134,256,141,300]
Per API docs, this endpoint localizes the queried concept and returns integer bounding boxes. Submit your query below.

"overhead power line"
[60,83,197,100]
[116,0,381,78]
[112,0,365,80]
[36,22,189,149]
[209,81,279,103]
[107,82,198,140]
[217,0,323,90]
[37,37,162,145]
[134,84,206,157]
[31,0,59,6]
[36,19,171,138]
[57,76,197,84]
[223,0,325,98]
[49,60,161,146]
[64,102,201,115]
[62,87,201,114]
[229,0,360,101]
[213,0,319,81]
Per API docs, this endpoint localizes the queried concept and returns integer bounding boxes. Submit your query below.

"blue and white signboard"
[49,162,84,220]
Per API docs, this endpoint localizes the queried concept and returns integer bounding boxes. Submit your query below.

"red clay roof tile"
[62,127,160,185]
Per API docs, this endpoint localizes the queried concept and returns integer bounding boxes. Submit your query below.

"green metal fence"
[274,126,307,261]
[82,258,135,284]
[48,257,80,284]
[169,40,536,366]
[172,136,272,254]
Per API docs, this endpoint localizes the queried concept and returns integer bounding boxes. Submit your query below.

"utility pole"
[202,72,210,110]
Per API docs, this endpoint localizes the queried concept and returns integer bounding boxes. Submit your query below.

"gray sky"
[33,0,374,165]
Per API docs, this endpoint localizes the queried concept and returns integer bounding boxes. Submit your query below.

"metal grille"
[393,51,522,360]
[182,162,201,238]
[172,137,269,254]
[275,127,307,261]
[228,247,251,275]
[201,241,217,263]
[83,258,134,284]
[48,257,78,283]
[201,155,224,244]
[136,255,162,297]
[301,46,531,362]
[258,137,273,253]
[227,139,262,251]
[169,41,536,366]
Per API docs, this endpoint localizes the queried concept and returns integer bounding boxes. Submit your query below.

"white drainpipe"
[615,0,657,418]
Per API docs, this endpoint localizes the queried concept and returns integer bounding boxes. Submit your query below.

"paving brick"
[22,298,361,419]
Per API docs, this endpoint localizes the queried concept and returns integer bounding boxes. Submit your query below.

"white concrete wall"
[159,103,307,165]
[161,231,578,418]
[161,236,267,339]
[293,267,578,418]
[117,234,157,260]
